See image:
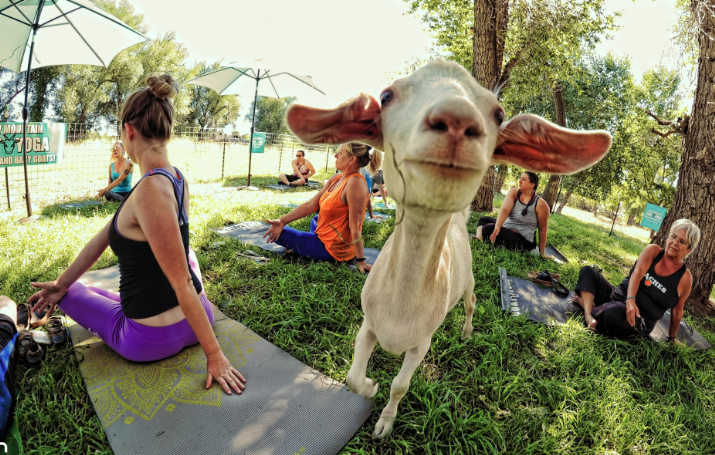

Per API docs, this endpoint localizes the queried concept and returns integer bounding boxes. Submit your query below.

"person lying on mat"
[474,171,553,257]
[97,141,134,202]
[263,142,382,272]
[572,219,698,340]
[29,75,246,395]
[279,150,315,186]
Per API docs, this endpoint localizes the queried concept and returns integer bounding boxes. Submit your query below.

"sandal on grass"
[17,302,48,330]
[46,316,68,345]
[527,270,561,287]
[237,250,270,264]
[17,331,44,367]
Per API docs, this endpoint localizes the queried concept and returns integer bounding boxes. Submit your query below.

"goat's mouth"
[402,158,482,178]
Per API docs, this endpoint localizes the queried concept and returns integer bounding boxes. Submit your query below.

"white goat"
[286,59,611,438]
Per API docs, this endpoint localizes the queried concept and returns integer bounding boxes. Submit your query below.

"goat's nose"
[424,98,482,138]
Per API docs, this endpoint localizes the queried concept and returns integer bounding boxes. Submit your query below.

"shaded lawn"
[2,183,714,454]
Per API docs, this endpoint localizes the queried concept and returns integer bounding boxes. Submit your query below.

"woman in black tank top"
[28,75,246,396]
[572,219,700,341]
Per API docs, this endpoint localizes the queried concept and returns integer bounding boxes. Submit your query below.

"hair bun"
[146,75,179,99]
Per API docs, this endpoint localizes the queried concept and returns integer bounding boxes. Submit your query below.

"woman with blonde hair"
[572,219,699,341]
[30,75,246,395]
[97,141,134,202]
[264,142,382,272]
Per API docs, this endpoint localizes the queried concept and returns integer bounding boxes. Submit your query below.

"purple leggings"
[59,249,214,363]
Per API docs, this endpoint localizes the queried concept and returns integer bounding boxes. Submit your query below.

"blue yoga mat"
[265,181,320,191]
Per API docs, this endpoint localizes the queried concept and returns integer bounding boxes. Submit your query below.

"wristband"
[356,257,366,262]
[626,296,636,301]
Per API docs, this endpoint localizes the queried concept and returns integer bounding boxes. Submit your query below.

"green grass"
[2,181,715,454]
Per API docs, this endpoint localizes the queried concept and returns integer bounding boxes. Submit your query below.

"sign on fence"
[0,123,65,168]
[251,132,266,154]
[642,203,667,231]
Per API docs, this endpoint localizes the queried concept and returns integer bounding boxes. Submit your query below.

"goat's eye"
[494,109,504,125]
[380,90,394,106]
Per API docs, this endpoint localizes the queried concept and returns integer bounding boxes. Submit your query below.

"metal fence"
[1,123,337,212]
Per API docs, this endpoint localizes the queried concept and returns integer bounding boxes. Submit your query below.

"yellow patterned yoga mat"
[72,266,373,455]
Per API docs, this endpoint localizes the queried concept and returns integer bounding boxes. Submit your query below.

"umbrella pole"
[247,70,260,188]
[21,6,44,218]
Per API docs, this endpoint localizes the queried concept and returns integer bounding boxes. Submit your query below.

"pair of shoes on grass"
[527,270,570,297]
[17,303,69,367]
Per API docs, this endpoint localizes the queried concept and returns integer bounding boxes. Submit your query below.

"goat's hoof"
[462,326,473,340]
[372,416,395,439]
[347,377,378,398]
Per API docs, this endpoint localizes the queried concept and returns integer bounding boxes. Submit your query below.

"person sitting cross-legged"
[29,75,246,395]
[263,142,382,273]
[474,171,552,257]
[573,219,698,339]
[279,150,315,186]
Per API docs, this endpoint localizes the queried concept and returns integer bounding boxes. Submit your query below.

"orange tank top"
[315,173,368,261]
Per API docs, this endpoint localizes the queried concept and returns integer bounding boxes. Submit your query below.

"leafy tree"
[245,96,296,136]
[651,0,715,306]
[178,61,241,132]
[406,0,618,211]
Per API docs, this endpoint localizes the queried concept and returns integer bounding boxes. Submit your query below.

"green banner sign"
[642,203,667,231]
[251,132,266,154]
[0,122,65,168]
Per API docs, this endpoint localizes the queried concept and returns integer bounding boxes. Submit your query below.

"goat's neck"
[388,206,453,283]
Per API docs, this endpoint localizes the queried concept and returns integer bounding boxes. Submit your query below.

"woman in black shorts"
[474,171,552,256]
[573,219,698,339]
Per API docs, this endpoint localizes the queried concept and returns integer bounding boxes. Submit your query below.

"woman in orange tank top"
[264,143,383,272]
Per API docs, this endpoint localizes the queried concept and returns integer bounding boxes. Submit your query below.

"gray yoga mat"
[212,221,381,264]
[498,267,711,350]
[266,181,320,190]
[530,243,569,263]
[58,200,102,210]
[279,202,391,223]
[72,266,373,455]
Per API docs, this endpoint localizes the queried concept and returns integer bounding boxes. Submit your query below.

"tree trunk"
[541,83,567,208]
[627,214,635,226]
[493,164,508,193]
[472,166,497,212]
[556,181,578,214]
[471,0,510,212]
[653,3,715,306]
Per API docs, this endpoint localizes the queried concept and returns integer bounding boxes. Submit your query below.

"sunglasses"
[296,154,304,157]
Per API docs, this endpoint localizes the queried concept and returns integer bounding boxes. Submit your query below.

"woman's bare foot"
[572,294,597,330]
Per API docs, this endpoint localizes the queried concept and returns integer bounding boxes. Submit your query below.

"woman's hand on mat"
[357,261,371,273]
[263,219,285,243]
[28,280,67,319]
[206,350,246,395]
[489,226,500,243]
[625,299,641,327]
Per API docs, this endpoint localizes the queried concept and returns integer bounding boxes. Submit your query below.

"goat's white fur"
[286,59,611,439]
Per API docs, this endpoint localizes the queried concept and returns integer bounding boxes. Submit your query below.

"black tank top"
[107,167,202,319]
[614,249,687,334]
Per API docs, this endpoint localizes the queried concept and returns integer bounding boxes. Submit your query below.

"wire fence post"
[221,134,226,181]
[325,146,330,172]
[4,168,10,210]
[609,200,621,237]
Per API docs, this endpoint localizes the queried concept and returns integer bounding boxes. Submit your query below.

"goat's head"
[286,59,611,212]
[1,134,19,155]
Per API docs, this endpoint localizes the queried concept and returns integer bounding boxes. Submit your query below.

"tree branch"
[651,127,679,138]
[645,109,674,126]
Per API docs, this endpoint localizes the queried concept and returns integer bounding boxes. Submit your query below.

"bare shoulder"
[536,197,550,211]
[133,173,176,206]
[638,244,662,261]
[506,187,518,198]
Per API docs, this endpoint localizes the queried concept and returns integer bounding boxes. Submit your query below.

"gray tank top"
[502,191,539,243]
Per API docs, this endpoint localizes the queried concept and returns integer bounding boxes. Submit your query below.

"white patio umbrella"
[188,67,325,188]
[0,0,147,217]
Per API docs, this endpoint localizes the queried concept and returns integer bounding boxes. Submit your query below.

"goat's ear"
[285,93,383,149]
[491,114,611,174]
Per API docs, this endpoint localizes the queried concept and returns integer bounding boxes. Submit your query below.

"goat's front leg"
[346,323,379,398]
[373,339,431,439]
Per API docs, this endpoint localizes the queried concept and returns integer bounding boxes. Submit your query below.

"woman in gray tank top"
[474,171,553,257]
